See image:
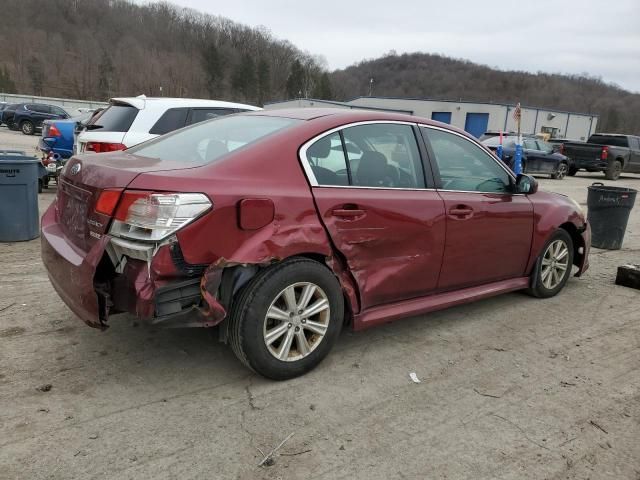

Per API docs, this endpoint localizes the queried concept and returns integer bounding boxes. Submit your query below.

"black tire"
[229,258,344,380]
[527,229,574,298]
[567,165,578,176]
[7,119,17,131]
[21,120,35,135]
[604,159,622,181]
[551,162,568,180]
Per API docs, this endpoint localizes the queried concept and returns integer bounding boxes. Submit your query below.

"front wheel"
[527,229,574,298]
[551,162,568,180]
[567,165,578,176]
[21,120,35,135]
[229,258,344,380]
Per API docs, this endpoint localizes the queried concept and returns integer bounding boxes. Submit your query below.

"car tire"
[551,162,568,180]
[21,120,35,135]
[7,119,17,131]
[567,165,578,176]
[604,159,622,181]
[229,257,344,380]
[527,229,574,299]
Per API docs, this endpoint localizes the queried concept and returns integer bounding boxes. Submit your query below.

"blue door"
[431,112,452,124]
[464,113,489,138]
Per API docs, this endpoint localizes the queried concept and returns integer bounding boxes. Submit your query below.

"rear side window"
[51,106,67,116]
[186,108,237,126]
[588,135,629,148]
[149,108,189,135]
[306,123,426,189]
[129,115,300,164]
[87,104,139,132]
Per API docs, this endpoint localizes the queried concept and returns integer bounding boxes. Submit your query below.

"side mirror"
[515,174,538,194]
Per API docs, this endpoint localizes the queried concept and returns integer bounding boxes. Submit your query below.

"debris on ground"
[615,264,640,290]
[409,372,421,383]
[36,384,52,392]
[88,433,99,440]
[258,432,294,467]
[589,420,608,434]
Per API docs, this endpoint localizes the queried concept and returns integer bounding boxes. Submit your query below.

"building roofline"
[345,95,599,118]
[263,97,413,115]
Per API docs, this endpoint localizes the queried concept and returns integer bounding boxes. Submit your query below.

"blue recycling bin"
[0,151,41,241]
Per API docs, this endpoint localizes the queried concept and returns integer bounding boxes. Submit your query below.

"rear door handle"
[448,205,474,219]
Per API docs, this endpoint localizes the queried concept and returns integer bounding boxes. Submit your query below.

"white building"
[264,96,598,141]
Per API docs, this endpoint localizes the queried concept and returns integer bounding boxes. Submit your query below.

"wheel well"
[615,157,625,167]
[559,222,584,267]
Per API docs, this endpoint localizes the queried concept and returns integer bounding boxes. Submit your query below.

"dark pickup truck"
[562,134,640,180]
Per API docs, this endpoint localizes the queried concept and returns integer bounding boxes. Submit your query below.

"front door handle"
[332,204,365,219]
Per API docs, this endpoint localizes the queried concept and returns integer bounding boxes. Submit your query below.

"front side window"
[52,106,68,116]
[423,127,511,193]
[523,139,538,150]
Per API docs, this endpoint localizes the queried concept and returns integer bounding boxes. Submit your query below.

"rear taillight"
[49,124,62,137]
[85,142,127,153]
[601,146,609,160]
[109,192,212,242]
[95,189,124,216]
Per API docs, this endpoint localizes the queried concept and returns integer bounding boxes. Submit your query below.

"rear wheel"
[604,159,622,180]
[21,120,35,135]
[527,229,574,298]
[7,119,17,130]
[551,162,568,180]
[229,258,344,380]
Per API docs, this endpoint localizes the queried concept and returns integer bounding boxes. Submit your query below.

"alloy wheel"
[555,163,567,179]
[263,282,330,362]
[541,239,570,289]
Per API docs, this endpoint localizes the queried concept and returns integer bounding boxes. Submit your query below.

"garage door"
[431,112,452,124]
[464,113,489,138]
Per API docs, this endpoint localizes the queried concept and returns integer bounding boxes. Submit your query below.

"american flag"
[512,102,522,121]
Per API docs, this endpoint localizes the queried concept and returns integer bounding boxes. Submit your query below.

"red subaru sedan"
[41,109,590,379]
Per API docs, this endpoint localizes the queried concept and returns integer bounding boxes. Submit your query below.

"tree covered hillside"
[331,52,640,133]
[0,0,332,105]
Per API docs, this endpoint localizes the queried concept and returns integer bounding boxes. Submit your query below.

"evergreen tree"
[27,56,45,96]
[201,42,224,98]
[231,54,256,102]
[286,59,305,99]
[256,58,271,105]
[97,52,115,99]
[0,66,17,93]
[313,72,333,100]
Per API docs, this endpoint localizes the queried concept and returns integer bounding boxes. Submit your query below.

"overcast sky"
[166,0,640,93]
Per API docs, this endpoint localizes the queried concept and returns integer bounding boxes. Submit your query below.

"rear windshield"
[87,104,138,132]
[482,136,517,148]
[128,115,300,164]
[588,135,629,148]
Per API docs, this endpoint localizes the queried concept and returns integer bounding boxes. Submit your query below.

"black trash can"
[0,153,41,242]
[587,182,637,250]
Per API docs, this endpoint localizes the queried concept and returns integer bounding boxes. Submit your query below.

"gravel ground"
[1,126,639,480]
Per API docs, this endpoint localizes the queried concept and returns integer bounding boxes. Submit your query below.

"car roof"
[246,107,474,134]
[110,96,261,111]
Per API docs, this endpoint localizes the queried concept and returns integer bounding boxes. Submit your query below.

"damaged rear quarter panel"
[126,122,360,323]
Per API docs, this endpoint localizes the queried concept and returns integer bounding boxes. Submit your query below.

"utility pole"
[369,77,374,97]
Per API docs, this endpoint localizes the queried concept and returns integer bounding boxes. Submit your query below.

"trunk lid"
[57,152,195,251]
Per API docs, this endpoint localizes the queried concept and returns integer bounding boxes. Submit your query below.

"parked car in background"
[562,133,640,180]
[38,110,99,184]
[42,109,590,379]
[8,103,71,135]
[482,135,572,179]
[0,103,20,128]
[75,96,260,154]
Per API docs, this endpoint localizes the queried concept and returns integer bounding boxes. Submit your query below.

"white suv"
[75,96,260,154]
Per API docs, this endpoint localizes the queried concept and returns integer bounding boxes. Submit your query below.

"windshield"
[128,115,300,164]
[588,135,629,148]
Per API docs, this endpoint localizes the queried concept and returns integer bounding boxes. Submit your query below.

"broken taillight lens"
[109,192,212,242]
